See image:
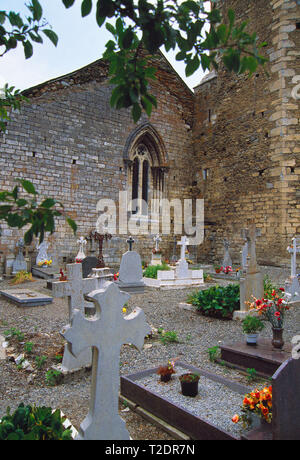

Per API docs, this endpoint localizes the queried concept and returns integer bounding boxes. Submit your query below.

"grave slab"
[32,265,60,280]
[120,361,249,440]
[0,288,53,307]
[220,338,292,377]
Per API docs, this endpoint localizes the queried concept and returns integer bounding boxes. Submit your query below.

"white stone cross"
[61,282,151,440]
[178,236,189,261]
[52,263,98,320]
[153,233,161,251]
[76,236,87,261]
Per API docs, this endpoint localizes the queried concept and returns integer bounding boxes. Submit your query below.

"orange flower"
[232,414,240,424]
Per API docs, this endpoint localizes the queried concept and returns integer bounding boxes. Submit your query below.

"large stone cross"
[178,235,189,261]
[61,282,151,440]
[246,224,261,273]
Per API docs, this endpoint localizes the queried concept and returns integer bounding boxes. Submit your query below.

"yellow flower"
[122,308,127,314]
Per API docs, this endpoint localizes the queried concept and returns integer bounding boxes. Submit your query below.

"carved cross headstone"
[61,282,151,440]
[52,263,102,371]
[178,236,189,261]
[153,233,161,252]
[246,224,261,274]
[222,239,232,268]
[241,237,249,272]
[75,236,87,262]
[12,238,27,274]
[90,231,112,268]
[127,236,135,251]
[287,237,300,278]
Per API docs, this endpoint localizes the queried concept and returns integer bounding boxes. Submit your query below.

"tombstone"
[12,239,27,275]
[81,256,99,279]
[52,263,107,371]
[150,234,162,266]
[75,236,87,262]
[176,235,190,278]
[234,224,264,320]
[241,236,249,272]
[116,250,145,294]
[285,238,300,302]
[171,236,178,263]
[144,235,203,288]
[61,282,151,440]
[36,241,49,266]
[222,239,232,268]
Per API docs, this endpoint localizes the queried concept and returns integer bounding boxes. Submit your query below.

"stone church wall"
[193,0,300,267]
[0,54,194,271]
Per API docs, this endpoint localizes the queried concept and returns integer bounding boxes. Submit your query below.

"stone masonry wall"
[0,53,194,271]
[193,0,300,268]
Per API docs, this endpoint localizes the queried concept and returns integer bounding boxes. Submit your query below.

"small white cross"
[178,236,189,261]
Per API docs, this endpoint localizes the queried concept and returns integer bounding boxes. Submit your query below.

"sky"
[0,0,207,92]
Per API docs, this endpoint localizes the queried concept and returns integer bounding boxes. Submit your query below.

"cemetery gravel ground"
[0,272,299,440]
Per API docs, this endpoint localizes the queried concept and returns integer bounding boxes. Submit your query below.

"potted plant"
[248,288,289,349]
[157,360,176,382]
[242,315,265,346]
[179,373,200,397]
[214,265,222,274]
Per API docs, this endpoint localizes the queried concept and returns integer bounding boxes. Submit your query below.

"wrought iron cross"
[90,231,112,268]
[127,236,135,251]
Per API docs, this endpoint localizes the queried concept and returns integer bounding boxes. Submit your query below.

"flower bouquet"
[38,259,52,267]
[232,386,273,427]
[157,360,176,382]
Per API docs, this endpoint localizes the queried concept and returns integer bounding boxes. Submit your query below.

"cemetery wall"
[0,52,194,271]
[193,0,300,267]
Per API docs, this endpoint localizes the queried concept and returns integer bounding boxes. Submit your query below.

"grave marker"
[61,282,151,440]
[285,238,300,301]
[12,239,27,274]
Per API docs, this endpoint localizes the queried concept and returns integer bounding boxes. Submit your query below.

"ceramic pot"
[272,328,284,350]
[246,333,259,346]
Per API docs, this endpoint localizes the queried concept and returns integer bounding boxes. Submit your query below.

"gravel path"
[0,272,299,440]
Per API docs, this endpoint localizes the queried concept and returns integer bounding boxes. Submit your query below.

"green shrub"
[0,404,73,440]
[143,263,171,279]
[190,284,240,319]
[263,275,278,299]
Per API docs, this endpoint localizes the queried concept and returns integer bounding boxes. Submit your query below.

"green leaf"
[42,29,58,47]
[23,40,33,59]
[132,103,141,123]
[62,0,76,8]
[122,28,134,49]
[185,55,200,77]
[228,9,235,29]
[81,0,93,17]
[32,0,43,22]
[18,179,37,195]
[40,198,56,208]
[66,217,77,234]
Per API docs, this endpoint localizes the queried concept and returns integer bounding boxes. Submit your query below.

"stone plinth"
[220,338,292,377]
[144,267,204,289]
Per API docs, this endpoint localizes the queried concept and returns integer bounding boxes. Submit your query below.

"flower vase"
[272,328,284,350]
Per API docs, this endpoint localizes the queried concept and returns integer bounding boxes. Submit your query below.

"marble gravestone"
[234,225,264,320]
[61,282,151,440]
[81,256,99,279]
[36,241,49,266]
[12,239,27,275]
[116,238,145,294]
[222,239,232,268]
[75,237,87,262]
[150,234,162,266]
